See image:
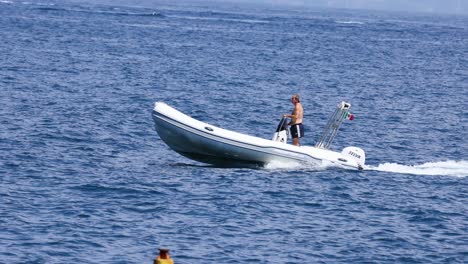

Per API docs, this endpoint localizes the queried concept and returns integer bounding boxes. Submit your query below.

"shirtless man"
[283,94,304,146]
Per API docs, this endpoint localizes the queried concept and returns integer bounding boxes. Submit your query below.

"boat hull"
[153,111,316,167]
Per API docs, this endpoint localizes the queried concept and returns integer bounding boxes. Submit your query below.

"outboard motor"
[272,117,289,144]
[341,146,366,169]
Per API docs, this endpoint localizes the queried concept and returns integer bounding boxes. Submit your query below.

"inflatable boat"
[152,102,365,169]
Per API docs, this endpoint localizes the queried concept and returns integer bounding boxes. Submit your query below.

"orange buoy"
[154,248,174,264]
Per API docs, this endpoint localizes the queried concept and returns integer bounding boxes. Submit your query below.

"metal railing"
[315,101,351,149]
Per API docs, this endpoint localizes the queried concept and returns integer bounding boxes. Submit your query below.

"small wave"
[33,5,164,18]
[168,15,267,24]
[336,20,364,25]
[367,160,467,177]
[90,10,165,18]
[35,6,67,12]
[0,0,13,4]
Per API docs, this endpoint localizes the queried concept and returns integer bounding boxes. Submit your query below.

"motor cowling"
[341,147,365,167]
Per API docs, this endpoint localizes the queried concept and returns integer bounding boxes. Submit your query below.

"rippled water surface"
[1,0,467,263]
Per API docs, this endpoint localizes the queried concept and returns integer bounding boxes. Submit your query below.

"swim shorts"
[290,123,304,139]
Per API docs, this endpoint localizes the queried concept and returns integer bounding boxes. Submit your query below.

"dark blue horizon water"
[1,0,467,263]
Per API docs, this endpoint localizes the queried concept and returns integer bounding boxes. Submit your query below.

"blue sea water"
[1,0,467,263]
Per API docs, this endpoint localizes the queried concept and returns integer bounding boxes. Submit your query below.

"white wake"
[367,160,467,178]
[264,160,336,171]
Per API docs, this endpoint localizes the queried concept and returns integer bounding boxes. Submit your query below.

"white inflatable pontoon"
[152,101,365,169]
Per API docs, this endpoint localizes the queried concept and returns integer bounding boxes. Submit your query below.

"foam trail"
[263,160,303,170]
[367,160,467,177]
[264,159,334,171]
